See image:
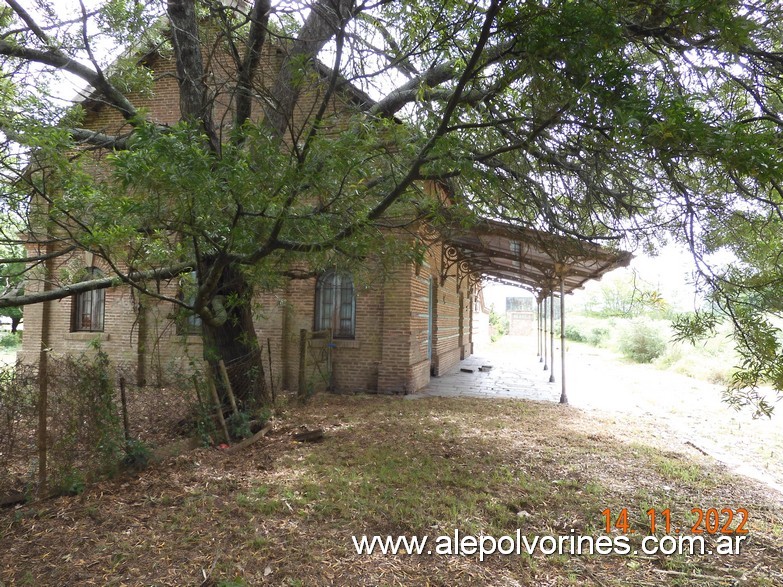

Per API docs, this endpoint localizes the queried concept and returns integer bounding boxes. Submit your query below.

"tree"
[0,0,782,412]
[579,270,669,319]
[0,241,23,333]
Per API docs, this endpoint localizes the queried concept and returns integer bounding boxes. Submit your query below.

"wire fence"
[0,352,192,500]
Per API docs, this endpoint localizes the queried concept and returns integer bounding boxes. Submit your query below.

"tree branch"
[69,128,130,149]
[0,0,137,119]
[0,245,77,265]
[0,263,192,309]
[369,38,516,117]
[266,0,504,254]
[264,0,357,137]
[167,0,220,152]
[235,0,271,129]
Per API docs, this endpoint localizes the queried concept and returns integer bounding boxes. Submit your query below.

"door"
[427,277,435,363]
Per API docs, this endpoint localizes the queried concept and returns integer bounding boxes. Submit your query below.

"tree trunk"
[201,262,269,408]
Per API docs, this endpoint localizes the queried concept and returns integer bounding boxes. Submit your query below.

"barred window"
[315,270,355,339]
[177,271,202,335]
[71,267,105,332]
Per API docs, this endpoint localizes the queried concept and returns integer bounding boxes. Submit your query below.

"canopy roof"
[444,218,632,296]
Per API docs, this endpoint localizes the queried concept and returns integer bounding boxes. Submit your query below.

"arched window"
[71,267,105,332]
[315,270,355,339]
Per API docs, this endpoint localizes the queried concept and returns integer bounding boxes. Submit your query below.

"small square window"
[71,267,105,332]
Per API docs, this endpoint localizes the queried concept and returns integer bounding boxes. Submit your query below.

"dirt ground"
[487,336,783,500]
[2,395,783,586]
[2,339,783,586]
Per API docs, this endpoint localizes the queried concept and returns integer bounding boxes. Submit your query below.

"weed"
[227,411,252,440]
[56,467,86,496]
[248,535,271,550]
[652,455,707,486]
[123,438,151,470]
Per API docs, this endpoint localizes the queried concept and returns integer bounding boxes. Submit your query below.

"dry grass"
[2,394,782,586]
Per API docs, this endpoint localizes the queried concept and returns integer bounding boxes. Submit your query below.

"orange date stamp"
[601,507,749,535]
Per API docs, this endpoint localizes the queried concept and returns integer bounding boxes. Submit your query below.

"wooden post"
[559,275,568,404]
[267,338,275,404]
[207,369,231,443]
[37,253,53,496]
[191,373,206,411]
[218,359,239,417]
[298,329,307,400]
[119,376,130,442]
[549,289,555,383]
[136,300,147,386]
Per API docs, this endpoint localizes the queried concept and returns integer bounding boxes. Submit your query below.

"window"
[177,271,203,335]
[71,267,105,332]
[315,270,355,338]
[510,240,521,268]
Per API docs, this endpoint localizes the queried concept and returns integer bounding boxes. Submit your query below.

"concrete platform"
[409,347,559,402]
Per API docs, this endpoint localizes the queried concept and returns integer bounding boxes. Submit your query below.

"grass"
[565,314,738,384]
[1,393,782,585]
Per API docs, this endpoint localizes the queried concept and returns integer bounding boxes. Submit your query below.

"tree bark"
[167,0,220,152]
[200,262,269,407]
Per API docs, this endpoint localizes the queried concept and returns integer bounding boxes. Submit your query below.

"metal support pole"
[542,294,548,371]
[559,276,568,404]
[549,289,555,383]
[536,299,540,358]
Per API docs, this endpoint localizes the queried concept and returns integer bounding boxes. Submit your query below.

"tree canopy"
[0,0,782,411]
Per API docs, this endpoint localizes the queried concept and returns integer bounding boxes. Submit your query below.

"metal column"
[536,299,541,358]
[539,299,544,363]
[542,293,548,371]
[549,289,555,383]
[559,275,568,404]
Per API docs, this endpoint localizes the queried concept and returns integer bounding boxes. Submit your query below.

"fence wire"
[0,353,192,499]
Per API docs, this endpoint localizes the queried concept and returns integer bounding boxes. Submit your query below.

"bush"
[564,324,587,342]
[227,410,252,440]
[588,327,610,346]
[0,332,21,349]
[123,439,152,471]
[47,346,125,493]
[618,321,667,363]
[489,306,509,342]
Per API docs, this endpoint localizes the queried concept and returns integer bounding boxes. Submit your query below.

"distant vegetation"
[566,272,736,386]
[489,305,510,343]
[0,332,21,351]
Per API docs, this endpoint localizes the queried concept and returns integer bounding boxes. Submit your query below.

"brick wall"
[21,245,477,394]
[20,249,141,371]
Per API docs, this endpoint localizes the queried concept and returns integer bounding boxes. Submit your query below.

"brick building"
[19,32,630,395]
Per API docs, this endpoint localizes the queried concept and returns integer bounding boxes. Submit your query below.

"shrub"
[588,327,610,346]
[0,332,21,349]
[618,321,667,363]
[47,346,125,492]
[123,439,152,471]
[227,410,252,440]
[564,324,587,342]
[489,306,509,342]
